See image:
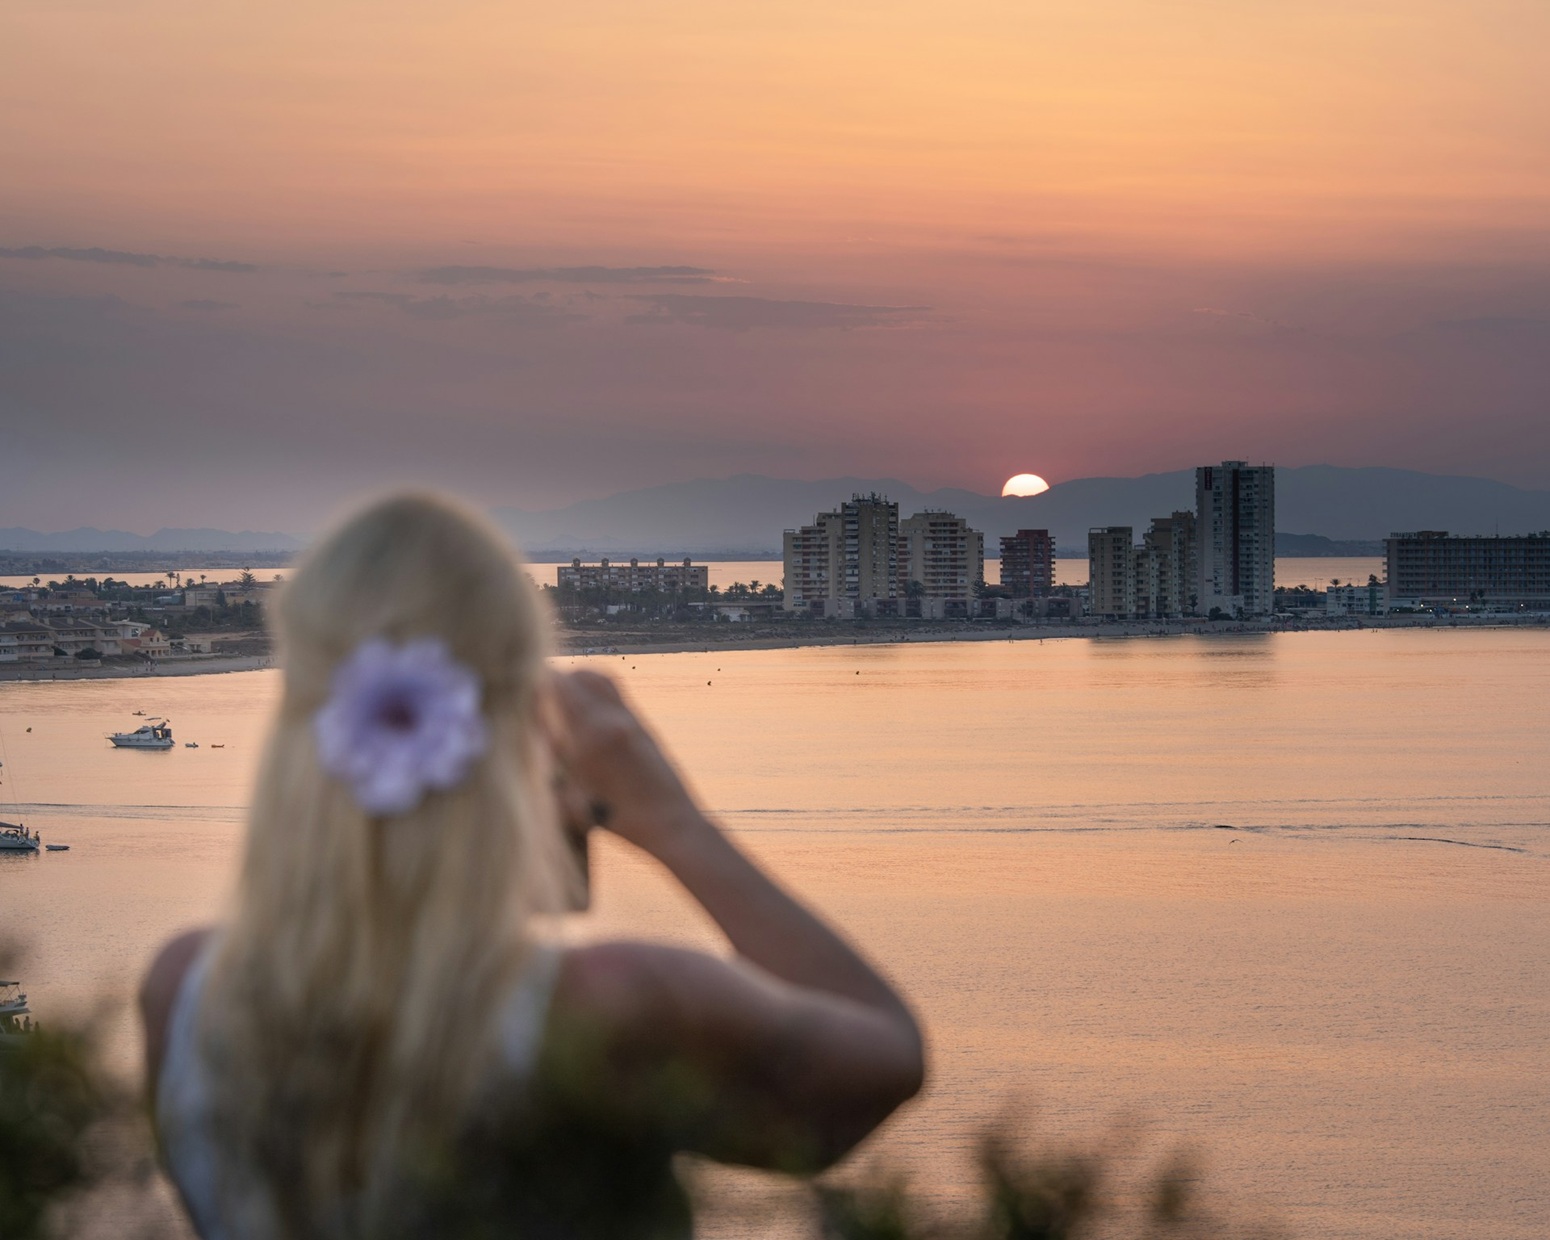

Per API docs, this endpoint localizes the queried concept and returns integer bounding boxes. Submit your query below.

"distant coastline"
[4,613,1545,683]
[0,533,1384,578]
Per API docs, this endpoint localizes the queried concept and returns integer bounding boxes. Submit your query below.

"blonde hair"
[200,493,572,1236]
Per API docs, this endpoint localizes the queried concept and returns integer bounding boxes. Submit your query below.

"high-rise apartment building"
[1141,511,1198,618]
[1196,461,1275,617]
[1088,526,1136,619]
[999,529,1055,598]
[782,511,845,614]
[783,494,901,617]
[899,511,984,616]
[841,494,901,610]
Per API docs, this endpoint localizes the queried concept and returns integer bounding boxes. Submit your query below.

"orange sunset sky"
[3,0,1548,530]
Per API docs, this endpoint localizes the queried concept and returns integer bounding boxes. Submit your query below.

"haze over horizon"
[5,1,1549,531]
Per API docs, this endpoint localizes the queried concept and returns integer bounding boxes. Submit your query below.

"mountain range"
[3,466,1548,557]
[491,466,1550,556]
[0,526,306,553]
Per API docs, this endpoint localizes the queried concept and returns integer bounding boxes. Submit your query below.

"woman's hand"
[544,669,705,858]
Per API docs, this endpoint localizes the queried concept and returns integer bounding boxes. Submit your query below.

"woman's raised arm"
[545,669,925,1168]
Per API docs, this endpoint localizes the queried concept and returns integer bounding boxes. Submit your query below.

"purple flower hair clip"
[313,637,490,816]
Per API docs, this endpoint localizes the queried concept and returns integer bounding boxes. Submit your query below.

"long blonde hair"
[200,493,572,1236]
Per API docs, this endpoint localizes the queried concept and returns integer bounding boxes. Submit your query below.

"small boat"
[185,742,199,749]
[210,744,226,749]
[0,981,33,1038]
[0,821,40,853]
[45,844,69,852]
[133,710,147,716]
[109,719,174,749]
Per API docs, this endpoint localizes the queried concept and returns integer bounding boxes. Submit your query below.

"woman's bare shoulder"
[550,940,709,1026]
[139,927,215,1086]
[548,938,824,1061]
[541,939,922,1170]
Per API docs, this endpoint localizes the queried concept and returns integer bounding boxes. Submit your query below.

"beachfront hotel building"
[1385,531,1550,608]
[899,511,984,617]
[556,557,710,595]
[783,494,902,617]
[999,529,1055,598]
[1196,461,1275,617]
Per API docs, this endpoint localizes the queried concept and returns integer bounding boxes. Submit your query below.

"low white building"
[0,620,55,662]
[120,624,172,658]
[45,617,121,656]
[1326,581,1386,616]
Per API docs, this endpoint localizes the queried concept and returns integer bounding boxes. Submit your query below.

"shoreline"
[9,615,1545,681]
[554,613,1550,657]
[0,654,275,682]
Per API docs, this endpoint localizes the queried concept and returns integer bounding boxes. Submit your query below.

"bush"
[810,1120,1282,1240]
[0,945,161,1240]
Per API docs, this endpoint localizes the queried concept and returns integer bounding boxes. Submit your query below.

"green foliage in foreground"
[0,1021,108,1238]
[814,1129,1281,1240]
[0,944,160,1240]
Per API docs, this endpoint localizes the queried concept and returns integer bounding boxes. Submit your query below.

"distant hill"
[1273,533,1383,557]
[0,526,304,553]
[495,466,1550,557]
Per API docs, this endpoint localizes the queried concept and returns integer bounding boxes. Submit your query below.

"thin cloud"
[182,257,259,273]
[334,291,415,305]
[0,244,258,273]
[333,290,584,324]
[626,294,930,331]
[417,264,717,286]
[1430,315,1550,337]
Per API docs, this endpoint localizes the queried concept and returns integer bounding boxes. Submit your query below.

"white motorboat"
[0,821,40,853]
[0,981,33,1037]
[185,742,199,749]
[109,719,175,749]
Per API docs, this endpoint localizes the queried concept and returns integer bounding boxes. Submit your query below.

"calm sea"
[1,629,1545,1239]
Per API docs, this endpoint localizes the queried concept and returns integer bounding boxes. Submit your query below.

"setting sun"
[1002,473,1050,498]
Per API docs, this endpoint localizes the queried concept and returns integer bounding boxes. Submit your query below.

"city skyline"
[5,2,1550,531]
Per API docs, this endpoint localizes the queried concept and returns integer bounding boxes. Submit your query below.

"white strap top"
[156,941,563,1240]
